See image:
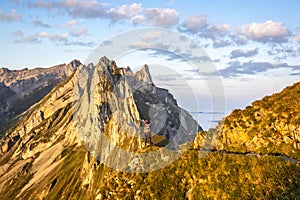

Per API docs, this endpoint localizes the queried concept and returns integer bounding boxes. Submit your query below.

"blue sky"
[1,0,300,129]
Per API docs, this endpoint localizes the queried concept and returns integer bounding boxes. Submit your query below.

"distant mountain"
[0,61,79,132]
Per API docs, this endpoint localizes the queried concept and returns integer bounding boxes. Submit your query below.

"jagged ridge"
[0,61,79,131]
[0,56,200,199]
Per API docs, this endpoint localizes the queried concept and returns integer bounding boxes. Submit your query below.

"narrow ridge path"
[195,148,300,164]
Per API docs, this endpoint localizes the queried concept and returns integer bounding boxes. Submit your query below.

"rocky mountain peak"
[135,64,152,83]
[123,66,134,76]
[0,56,202,198]
[69,59,81,69]
[0,67,10,75]
[99,56,110,66]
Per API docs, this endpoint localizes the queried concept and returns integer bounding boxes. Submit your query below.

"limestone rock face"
[0,61,78,129]
[126,64,156,93]
[74,57,201,168]
[74,57,143,168]
[135,64,152,82]
[0,56,201,199]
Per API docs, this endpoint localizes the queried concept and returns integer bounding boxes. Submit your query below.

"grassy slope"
[218,82,300,159]
[97,150,300,199]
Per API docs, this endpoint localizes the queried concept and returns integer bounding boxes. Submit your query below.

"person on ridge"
[142,119,152,146]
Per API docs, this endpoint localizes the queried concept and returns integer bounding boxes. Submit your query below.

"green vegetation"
[218,82,300,160]
[97,150,300,199]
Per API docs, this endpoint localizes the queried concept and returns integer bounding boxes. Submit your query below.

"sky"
[1,0,300,129]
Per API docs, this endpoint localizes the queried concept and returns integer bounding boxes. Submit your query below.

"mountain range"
[0,60,79,132]
[0,57,299,199]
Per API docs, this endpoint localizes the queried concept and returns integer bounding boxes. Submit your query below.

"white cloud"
[230,48,259,59]
[293,34,300,43]
[65,41,95,47]
[63,20,87,37]
[213,39,231,48]
[26,1,180,27]
[28,0,144,23]
[220,61,300,78]
[37,32,48,37]
[13,30,69,43]
[182,14,207,33]
[47,32,69,42]
[28,0,106,18]
[201,24,230,40]
[144,8,179,27]
[241,20,291,43]
[131,15,145,25]
[69,26,87,37]
[32,19,51,28]
[267,44,300,61]
[118,3,143,16]
[18,0,299,49]
[56,0,100,9]
[13,30,41,43]
[142,31,163,41]
[198,24,231,48]
[230,29,248,45]
[65,19,79,27]
[0,9,21,22]
[108,3,143,22]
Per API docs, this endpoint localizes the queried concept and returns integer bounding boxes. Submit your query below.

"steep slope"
[0,57,299,199]
[0,82,18,126]
[125,64,200,143]
[95,149,300,199]
[101,81,300,199]
[215,82,300,159]
[0,61,78,131]
[0,57,200,199]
